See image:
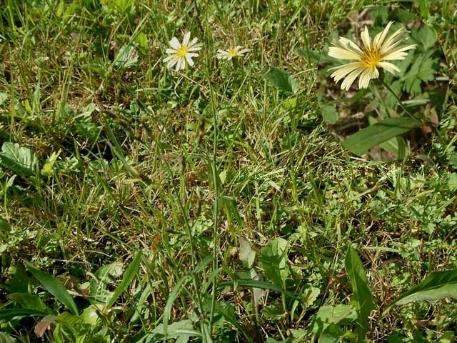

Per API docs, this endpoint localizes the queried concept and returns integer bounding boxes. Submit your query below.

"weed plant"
[0,0,456,342]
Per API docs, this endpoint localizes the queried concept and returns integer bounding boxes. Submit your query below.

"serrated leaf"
[411,26,437,50]
[390,270,457,307]
[24,262,79,316]
[259,238,288,289]
[342,117,421,156]
[345,245,377,342]
[262,67,298,94]
[0,142,37,177]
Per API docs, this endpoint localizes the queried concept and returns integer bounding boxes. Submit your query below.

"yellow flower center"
[228,48,238,57]
[361,47,382,68]
[176,47,189,57]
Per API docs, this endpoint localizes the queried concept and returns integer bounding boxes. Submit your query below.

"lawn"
[0,0,456,342]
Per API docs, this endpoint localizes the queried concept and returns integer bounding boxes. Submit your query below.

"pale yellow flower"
[215,46,250,60]
[328,21,416,90]
[163,32,202,71]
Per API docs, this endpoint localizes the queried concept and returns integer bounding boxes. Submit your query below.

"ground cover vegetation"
[0,0,456,342]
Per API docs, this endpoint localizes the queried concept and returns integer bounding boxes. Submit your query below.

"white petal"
[378,61,400,74]
[361,27,371,48]
[186,55,195,67]
[328,47,361,60]
[330,62,365,81]
[165,48,178,54]
[340,68,365,90]
[335,37,363,55]
[382,44,416,60]
[373,21,394,48]
[358,68,377,89]
[380,28,406,52]
[169,37,181,49]
[182,32,191,46]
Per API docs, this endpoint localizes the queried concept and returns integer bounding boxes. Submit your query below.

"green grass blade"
[163,275,192,337]
[345,245,377,341]
[389,269,457,308]
[106,250,142,309]
[342,117,422,156]
[24,262,79,316]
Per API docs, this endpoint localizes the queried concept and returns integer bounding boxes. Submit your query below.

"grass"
[0,0,457,342]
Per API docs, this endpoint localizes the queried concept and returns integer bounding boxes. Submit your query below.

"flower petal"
[328,47,361,60]
[378,61,400,74]
[373,21,394,48]
[182,32,191,46]
[361,27,371,48]
[169,37,181,49]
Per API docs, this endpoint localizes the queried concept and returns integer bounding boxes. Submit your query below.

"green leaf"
[114,43,139,69]
[342,117,422,156]
[0,308,49,321]
[403,54,436,96]
[411,26,437,50]
[8,293,51,312]
[24,262,79,316]
[321,105,338,124]
[0,332,16,343]
[262,67,298,94]
[390,270,457,307]
[259,238,289,289]
[106,250,142,309]
[0,142,37,177]
[345,245,377,342]
[311,304,357,338]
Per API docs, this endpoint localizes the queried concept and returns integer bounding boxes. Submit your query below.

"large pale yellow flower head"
[328,21,416,90]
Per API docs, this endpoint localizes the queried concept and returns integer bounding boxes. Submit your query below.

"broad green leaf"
[0,142,37,177]
[24,262,79,316]
[411,26,437,50]
[0,216,11,232]
[114,43,139,69]
[0,332,16,343]
[8,293,50,312]
[262,67,298,94]
[311,304,357,339]
[390,270,457,307]
[106,250,142,309]
[321,105,338,124]
[0,92,8,106]
[259,238,288,289]
[342,117,421,156]
[345,245,377,342]
[0,308,48,321]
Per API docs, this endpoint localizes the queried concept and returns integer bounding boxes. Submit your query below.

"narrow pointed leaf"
[106,250,142,309]
[24,262,78,315]
[342,117,421,156]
